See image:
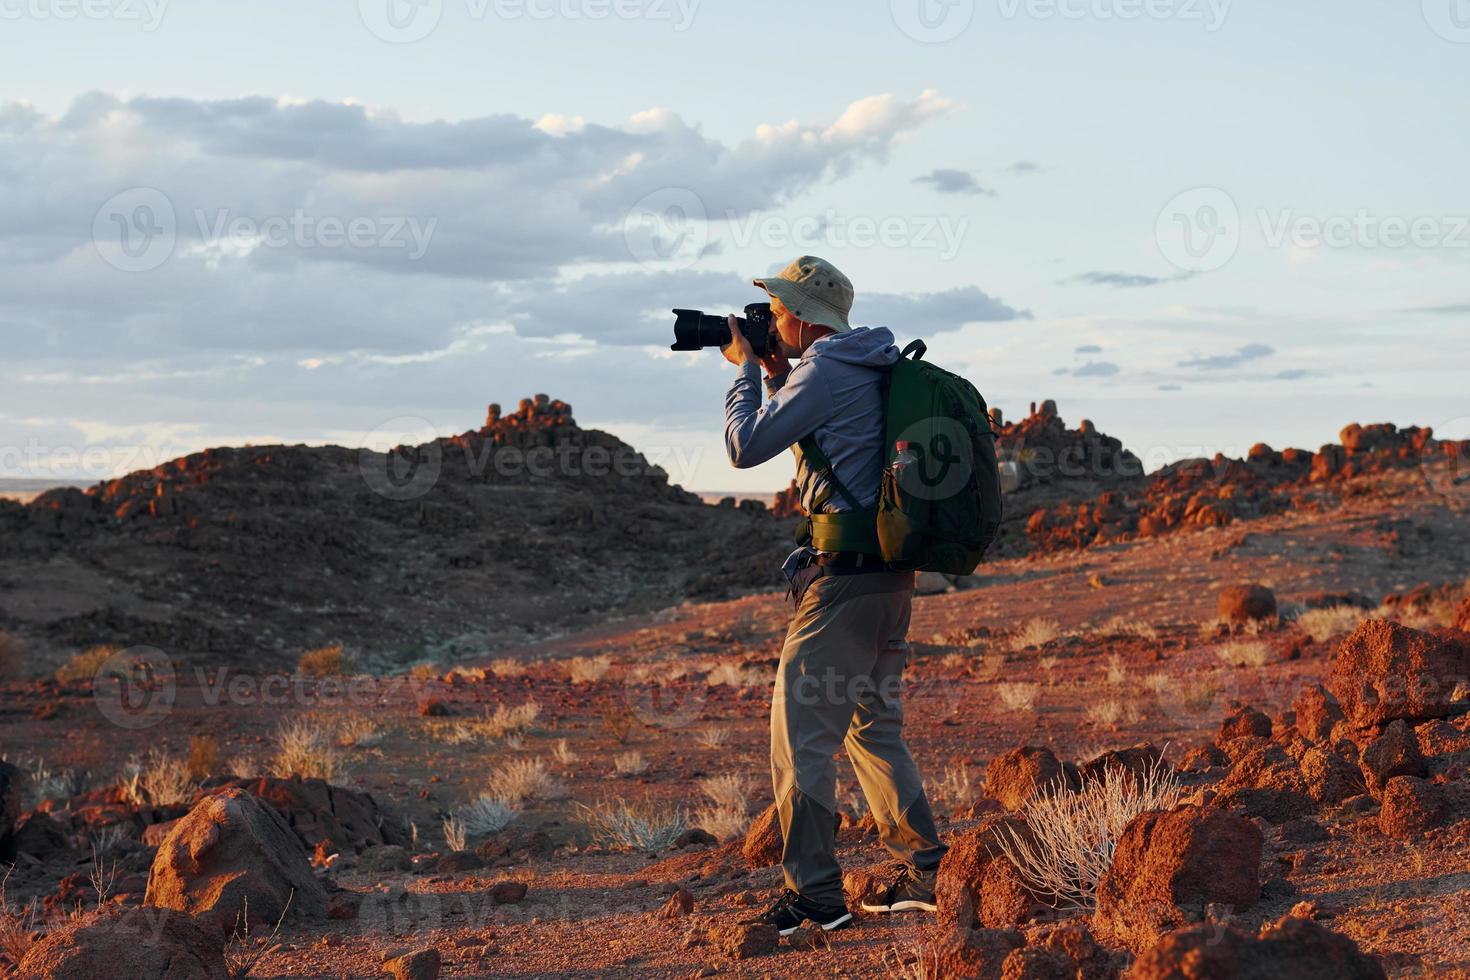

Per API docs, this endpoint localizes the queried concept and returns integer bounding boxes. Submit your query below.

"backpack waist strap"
[796,510,881,556]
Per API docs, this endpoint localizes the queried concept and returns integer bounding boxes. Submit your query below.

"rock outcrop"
[1327,620,1470,731]
[18,907,229,979]
[1130,914,1386,980]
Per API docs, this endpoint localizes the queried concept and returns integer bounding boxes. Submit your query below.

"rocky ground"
[2,439,1469,976]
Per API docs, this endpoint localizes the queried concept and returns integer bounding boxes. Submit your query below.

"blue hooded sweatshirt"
[724,326,901,517]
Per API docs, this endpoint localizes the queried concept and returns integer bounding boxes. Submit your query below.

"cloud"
[912,168,993,196]
[1404,303,1470,315]
[1075,344,1103,354]
[1007,161,1041,175]
[1158,384,1183,391]
[1066,361,1121,378]
[1064,271,1194,288]
[1178,343,1274,370]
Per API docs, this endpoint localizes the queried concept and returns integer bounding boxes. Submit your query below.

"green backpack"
[796,339,1003,575]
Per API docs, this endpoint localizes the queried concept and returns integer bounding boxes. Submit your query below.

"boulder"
[657,887,694,920]
[1218,585,1277,624]
[1130,914,1385,979]
[11,811,72,861]
[930,926,1023,980]
[18,907,229,979]
[1326,621,1470,730]
[1077,744,1165,784]
[1359,720,1427,798]
[144,787,327,929]
[1093,805,1262,952]
[741,803,782,868]
[206,777,407,856]
[1379,776,1447,839]
[383,948,441,980]
[1297,745,1364,806]
[1000,947,1073,979]
[979,856,1043,929]
[1217,707,1272,744]
[935,813,1033,932]
[1023,920,1120,980]
[1293,684,1345,743]
[985,746,1079,812]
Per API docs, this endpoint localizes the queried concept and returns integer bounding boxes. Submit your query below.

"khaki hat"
[753,256,853,333]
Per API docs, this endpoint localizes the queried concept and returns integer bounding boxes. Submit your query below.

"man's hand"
[721,314,755,368]
[758,350,791,380]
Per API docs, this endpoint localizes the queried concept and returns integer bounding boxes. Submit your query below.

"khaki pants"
[770,568,947,906]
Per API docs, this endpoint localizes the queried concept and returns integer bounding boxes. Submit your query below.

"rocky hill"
[0,396,792,671]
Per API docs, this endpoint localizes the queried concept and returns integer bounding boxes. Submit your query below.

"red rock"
[11,811,71,861]
[709,920,778,959]
[18,907,229,979]
[1216,707,1272,744]
[437,851,483,873]
[936,813,1033,932]
[1379,776,1446,838]
[1077,744,1164,784]
[1129,914,1386,979]
[658,887,694,920]
[1297,746,1364,806]
[1455,597,1470,633]
[930,926,1024,979]
[384,947,441,980]
[979,857,1042,929]
[488,880,527,905]
[1293,684,1345,742]
[144,787,327,930]
[1359,720,1428,798]
[1025,920,1119,980]
[1217,585,1277,623]
[985,746,1079,812]
[326,892,362,919]
[205,777,408,856]
[1000,947,1073,979]
[842,866,887,908]
[741,803,782,868]
[1326,620,1470,730]
[1093,805,1262,953]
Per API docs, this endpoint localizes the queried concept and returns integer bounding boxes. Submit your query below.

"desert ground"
[2,399,1469,978]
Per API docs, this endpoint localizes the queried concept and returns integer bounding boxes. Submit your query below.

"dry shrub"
[122,749,196,807]
[335,713,383,748]
[600,703,639,744]
[577,798,688,852]
[699,774,751,811]
[995,756,1183,910]
[697,724,731,749]
[297,643,347,677]
[54,645,123,684]
[551,738,578,765]
[1214,639,1275,668]
[487,758,562,803]
[565,655,612,685]
[928,763,976,811]
[271,718,347,784]
[692,804,750,842]
[1,867,40,969]
[1105,654,1128,686]
[613,750,648,776]
[1010,617,1061,652]
[1295,606,1368,644]
[1101,616,1158,640]
[705,663,766,688]
[455,794,519,837]
[442,816,468,853]
[187,735,220,780]
[997,681,1038,712]
[489,658,526,679]
[436,701,540,744]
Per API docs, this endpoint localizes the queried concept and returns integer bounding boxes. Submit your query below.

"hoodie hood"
[804,326,901,369]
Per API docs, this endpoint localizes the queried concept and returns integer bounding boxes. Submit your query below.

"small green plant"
[577,797,688,852]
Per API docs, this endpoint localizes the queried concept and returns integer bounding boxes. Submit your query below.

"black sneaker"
[744,889,853,937]
[860,866,938,914]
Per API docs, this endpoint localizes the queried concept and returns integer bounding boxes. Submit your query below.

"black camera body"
[670,303,775,355]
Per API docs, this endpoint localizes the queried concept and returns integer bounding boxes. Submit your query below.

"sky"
[2,0,1468,494]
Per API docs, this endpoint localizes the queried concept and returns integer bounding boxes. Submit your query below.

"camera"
[670,302,775,354]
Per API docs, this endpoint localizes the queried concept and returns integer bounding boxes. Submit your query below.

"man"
[722,255,948,936]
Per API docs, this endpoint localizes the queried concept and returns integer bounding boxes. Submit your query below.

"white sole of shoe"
[779,912,853,937]
[860,899,936,913]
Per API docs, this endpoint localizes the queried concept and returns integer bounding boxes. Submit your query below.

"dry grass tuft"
[455,794,519,836]
[705,663,766,688]
[296,643,348,677]
[271,718,348,784]
[928,763,977,811]
[699,774,751,812]
[995,756,1183,910]
[486,758,562,803]
[1295,606,1368,644]
[613,750,649,776]
[54,645,123,684]
[1214,639,1276,668]
[577,798,688,852]
[334,713,384,748]
[692,804,750,842]
[187,735,220,780]
[697,724,731,749]
[489,658,526,679]
[565,655,612,684]
[1010,617,1061,652]
[996,681,1038,712]
[121,749,196,807]
[1101,616,1158,640]
[551,738,578,765]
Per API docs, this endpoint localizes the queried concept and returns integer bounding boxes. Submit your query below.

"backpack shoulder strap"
[797,434,865,513]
